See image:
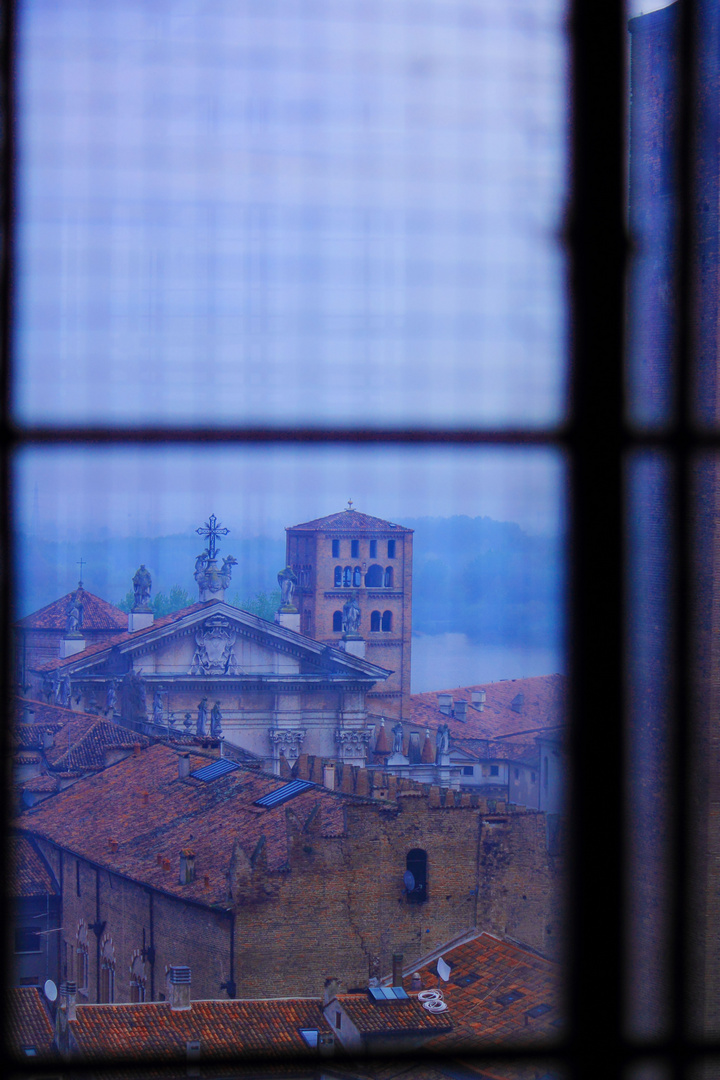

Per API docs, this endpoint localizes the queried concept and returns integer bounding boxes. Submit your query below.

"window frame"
[0,0,712,1076]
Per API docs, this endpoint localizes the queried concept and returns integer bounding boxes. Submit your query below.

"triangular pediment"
[49,601,391,682]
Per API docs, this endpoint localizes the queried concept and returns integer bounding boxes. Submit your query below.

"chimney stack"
[167,966,192,1011]
[59,981,77,1021]
[178,753,191,780]
[179,850,196,885]
[392,953,404,988]
[323,762,336,791]
[472,690,486,711]
[410,971,422,992]
[438,694,453,716]
[323,977,340,1006]
[454,700,468,722]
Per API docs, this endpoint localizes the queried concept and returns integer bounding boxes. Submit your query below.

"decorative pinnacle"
[196,514,229,560]
[346,499,353,510]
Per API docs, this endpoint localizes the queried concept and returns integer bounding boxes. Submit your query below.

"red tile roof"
[14,699,152,778]
[334,993,451,1037]
[17,589,127,631]
[409,675,566,744]
[34,600,218,672]
[288,509,412,533]
[66,998,332,1062]
[18,744,372,906]
[8,988,57,1062]
[408,932,562,1052]
[10,834,59,896]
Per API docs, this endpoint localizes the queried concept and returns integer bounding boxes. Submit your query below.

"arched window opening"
[387,540,396,558]
[99,935,116,1003]
[405,849,427,904]
[384,567,394,588]
[334,566,342,587]
[365,564,383,588]
[353,566,362,587]
[129,951,147,1003]
[370,610,381,632]
[333,611,343,632]
[343,566,352,587]
[382,610,392,632]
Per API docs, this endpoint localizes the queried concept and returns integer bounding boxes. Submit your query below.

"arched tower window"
[384,566,394,588]
[382,610,393,632]
[343,566,352,587]
[129,950,147,1003]
[99,935,116,1003]
[334,566,342,587]
[353,566,362,587]
[365,564,383,587]
[371,610,381,632]
[405,849,427,904]
[333,611,342,632]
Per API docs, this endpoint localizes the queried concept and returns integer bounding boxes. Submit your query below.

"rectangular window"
[331,540,340,558]
[463,766,474,776]
[369,540,377,559]
[387,540,396,559]
[351,540,359,559]
[490,765,500,778]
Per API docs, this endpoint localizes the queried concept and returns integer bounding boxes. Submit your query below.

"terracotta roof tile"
[334,993,451,1036]
[409,675,566,745]
[8,988,57,1061]
[18,744,378,906]
[10,834,59,896]
[409,932,562,1052]
[17,589,127,631]
[288,509,412,533]
[68,998,332,1062]
[34,600,219,672]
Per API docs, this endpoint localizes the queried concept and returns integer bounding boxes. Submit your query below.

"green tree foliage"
[117,585,192,616]
[231,589,281,621]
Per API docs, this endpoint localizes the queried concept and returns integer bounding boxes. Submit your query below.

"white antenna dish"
[44,980,57,1002]
[403,870,416,891]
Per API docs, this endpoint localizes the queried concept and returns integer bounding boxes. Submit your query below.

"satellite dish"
[403,870,416,892]
[44,980,57,1003]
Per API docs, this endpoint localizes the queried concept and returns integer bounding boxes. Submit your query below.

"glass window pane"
[14,0,568,429]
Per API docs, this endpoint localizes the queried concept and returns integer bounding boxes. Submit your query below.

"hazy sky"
[15,444,565,541]
[13,0,568,430]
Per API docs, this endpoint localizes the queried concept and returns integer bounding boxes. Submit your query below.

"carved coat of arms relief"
[189,616,240,675]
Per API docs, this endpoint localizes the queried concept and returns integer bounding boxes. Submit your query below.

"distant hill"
[14,515,563,650]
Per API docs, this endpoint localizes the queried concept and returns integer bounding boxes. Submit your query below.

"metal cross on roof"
[77,557,85,586]
[196,514,229,560]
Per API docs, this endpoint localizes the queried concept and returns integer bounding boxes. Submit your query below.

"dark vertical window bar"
[567,2,628,1080]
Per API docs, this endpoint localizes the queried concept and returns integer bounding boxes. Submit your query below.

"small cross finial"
[196,514,230,560]
[347,499,353,510]
[77,557,86,586]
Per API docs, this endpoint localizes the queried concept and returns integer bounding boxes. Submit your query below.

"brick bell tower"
[285,504,413,720]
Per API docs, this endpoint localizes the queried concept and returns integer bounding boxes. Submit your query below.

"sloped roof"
[8,988,57,1062]
[14,699,151,777]
[288,509,412,534]
[409,675,566,744]
[16,588,127,631]
[408,931,561,1052]
[18,743,376,907]
[334,994,450,1037]
[10,834,59,896]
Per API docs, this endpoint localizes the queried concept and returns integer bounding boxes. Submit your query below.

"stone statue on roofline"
[105,678,119,715]
[132,565,152,612]
[392,722,404,756]
[153,690,163,725]
[197,697,209,736]
[211,701,223,737]
[65,591,83,634]
[277,566,298,612]
[59,674,72,709]
[342,594,361,636]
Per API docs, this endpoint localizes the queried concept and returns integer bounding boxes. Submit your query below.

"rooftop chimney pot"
[437,694,453,716]
[167,966,192,1011]
[180,850,196,885]
[472,690,486,711]
[454,700,468,721]
[178,753,191,780]
[323,977,340,1007]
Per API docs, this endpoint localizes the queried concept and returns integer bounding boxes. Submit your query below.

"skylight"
[190,759,241,782]
[254,779,315,808]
